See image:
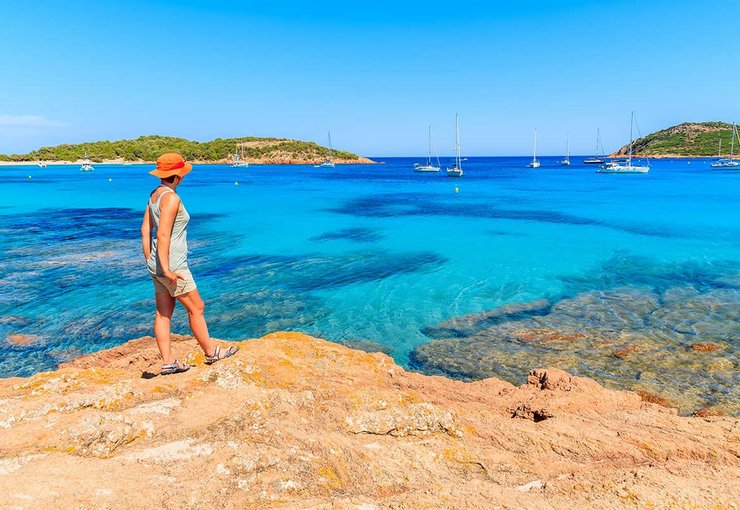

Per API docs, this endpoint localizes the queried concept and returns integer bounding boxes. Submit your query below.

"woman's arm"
[141,206,152,260]
[157,192,181,284]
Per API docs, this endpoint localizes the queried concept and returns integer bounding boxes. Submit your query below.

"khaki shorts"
[150,268,197,297]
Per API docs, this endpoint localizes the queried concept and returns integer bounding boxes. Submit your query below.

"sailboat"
[446,114,463,177]
[316,131,335,168]
[560,131,570,166]
[80,151,94,172]
[711,124,739,168]
[414,125,441,172]
[232,144,249,168]
[597,112,649,174]
[584,129,606,164]
[527,129,540,168]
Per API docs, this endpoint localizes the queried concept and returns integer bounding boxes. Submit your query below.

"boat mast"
[455,114,461,169]
[428,125,433,166]
[328,131,333,160]
[628,111,634,166]
[533,128,538,163]
[731,123,736,159]
[596,128,600,156]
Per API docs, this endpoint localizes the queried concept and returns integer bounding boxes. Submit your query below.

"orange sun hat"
[149,153,193,178]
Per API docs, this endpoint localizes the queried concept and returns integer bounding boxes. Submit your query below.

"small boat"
[315,131,335,168]
[446,114,463,177]
[37,161,47,168]
[232,144,249,168]
[80,152,94,172]
[527,129,540,168]
[584,128,606,164]
[597,112,649,174]
[711,124,739,168]
[414,125,441,172]
[560,131,570,166]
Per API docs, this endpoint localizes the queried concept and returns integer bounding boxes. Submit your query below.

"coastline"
[607,152,739,159]
[0,156,376,166]
[0,332,737,509]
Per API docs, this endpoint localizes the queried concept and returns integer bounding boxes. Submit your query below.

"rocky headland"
[610,121,740,158]
[0,332,737,509]
[0,135,375,166]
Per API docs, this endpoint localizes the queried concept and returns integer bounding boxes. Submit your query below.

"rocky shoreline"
[0,157,375,166]
[607,153,738,159]
[0,332,737,509]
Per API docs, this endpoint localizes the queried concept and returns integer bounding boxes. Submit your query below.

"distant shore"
[608,153,738,159]
[0,157,376,166]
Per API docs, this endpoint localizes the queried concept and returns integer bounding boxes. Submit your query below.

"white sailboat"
[597,112,649,174]
[80,151,94,172]
[232,144,249,168]
[414,125,441,172]
[711,124,739,168]
[446,114,463,177]
[316,131,335,168]
[527,129,540,168]
[560,131,570,166]
[584,128,606,164]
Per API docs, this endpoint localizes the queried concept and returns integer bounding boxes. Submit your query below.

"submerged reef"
[412,283,739,415]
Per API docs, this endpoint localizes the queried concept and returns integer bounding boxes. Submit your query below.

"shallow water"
[1,157,738,411]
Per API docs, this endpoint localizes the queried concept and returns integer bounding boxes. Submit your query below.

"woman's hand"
[163,270,180,286]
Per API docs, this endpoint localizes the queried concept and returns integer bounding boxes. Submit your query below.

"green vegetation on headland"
[611,122,738,157]
[0,135,369,164]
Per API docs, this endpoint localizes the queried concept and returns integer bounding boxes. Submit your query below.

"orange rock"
[693,407,726,418]
[636,390,675,409]
[0,332,736,509]
[689,342,721,353]
[5,333,40,346]
[612,345,638,359]
[513,328,587,344]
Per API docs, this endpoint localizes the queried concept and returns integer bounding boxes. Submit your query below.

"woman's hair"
[161,175,178,184]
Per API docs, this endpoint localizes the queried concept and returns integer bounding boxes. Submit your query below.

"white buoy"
[108,178,112,182]
[28,175,32,179]
[234,181,239,186]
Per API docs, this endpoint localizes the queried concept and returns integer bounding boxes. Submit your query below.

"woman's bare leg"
[154,291,176,364]
[177,289,216,356]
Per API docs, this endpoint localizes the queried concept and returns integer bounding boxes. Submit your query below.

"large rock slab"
[0,332,737,509]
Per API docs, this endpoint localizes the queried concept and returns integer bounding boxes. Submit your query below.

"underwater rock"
[5,334,41,346]
[513,328,587,344]
[635,391,676,409]
[611,345,639,359]
[689,342,722,353]
[422,299,551,338]
[413,285,740,416]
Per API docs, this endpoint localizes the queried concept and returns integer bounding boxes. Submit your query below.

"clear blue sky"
[1,0,739,156]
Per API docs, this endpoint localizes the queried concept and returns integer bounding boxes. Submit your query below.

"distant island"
[611,121,738,158]
[0,135,374,165]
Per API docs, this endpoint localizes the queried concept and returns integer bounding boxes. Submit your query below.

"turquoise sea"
[1,157,738,414]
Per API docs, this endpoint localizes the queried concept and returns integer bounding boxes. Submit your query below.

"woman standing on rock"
[140,153,238,375]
